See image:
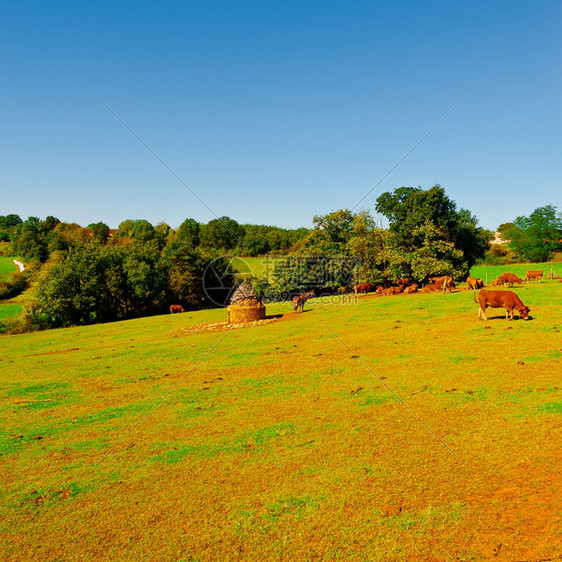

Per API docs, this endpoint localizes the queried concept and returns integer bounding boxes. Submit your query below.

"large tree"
[375,185,489,276]
[200,217,244,250]
[504,205,562,262]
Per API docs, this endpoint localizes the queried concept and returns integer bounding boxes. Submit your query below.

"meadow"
[0,256,18,279]
[230,256,282,281]
[1,277,560,560]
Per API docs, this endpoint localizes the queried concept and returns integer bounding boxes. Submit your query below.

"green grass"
[0,303,23,320]
[0,256,18,279]
[470,261,559,283]
[230,256,282,280]
[0,282,561,560]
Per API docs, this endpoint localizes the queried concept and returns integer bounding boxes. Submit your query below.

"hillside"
[1,281,561,560]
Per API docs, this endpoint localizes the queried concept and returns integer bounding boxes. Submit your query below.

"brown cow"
[293,291,315,312]
[491,277,502,286]
[474,289,530,321]
[466,276,479,290]
[429,275,448,286]
[420,282,441,293]
[442,276,455,293]
[169,304,185,314]
[475,278,484,289]
[499,273,523,287]
[526,269,544,283]
[354,283,373,295]
[396,278,410,287]
[380,287,396,296]
[404,283,418,293]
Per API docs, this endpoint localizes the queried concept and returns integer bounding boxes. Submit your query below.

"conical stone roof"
[229,279,260,305]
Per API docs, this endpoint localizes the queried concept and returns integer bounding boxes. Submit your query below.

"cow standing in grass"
[474,289,531,321]
[499,273,523,287]
[169,304,185,314]
[354,283,373,295]
[526,270,544,283]
[293,291,315,312]
[466,276,483,290]
[442,276,455,293]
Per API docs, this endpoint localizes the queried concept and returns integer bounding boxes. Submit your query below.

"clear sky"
[1,1,561,231]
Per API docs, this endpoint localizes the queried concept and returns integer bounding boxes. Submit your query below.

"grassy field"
[1,279,560,560]
[470,262,560,284]
[0,256,18,280]
[231,256,281,280]
[0,303,24,321]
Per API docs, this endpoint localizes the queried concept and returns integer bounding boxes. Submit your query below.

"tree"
[176,218,201,248]
[407,222,466,280]
[33,244,118,326]
[11,217,49,262]
[0,214,22,242]
[154,222,173,249]
[32,243,170,327]
[505,205,562,262]
[376,185,488,277]
[200,217,244,250]
[306,209,355,255]
[89,222,110,244]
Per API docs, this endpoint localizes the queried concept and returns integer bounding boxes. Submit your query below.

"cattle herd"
[342,269,546,321]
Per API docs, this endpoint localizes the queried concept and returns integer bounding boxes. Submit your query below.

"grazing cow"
[466,276,479,290]
[354,283,373,295]
[474,289,530,321]
[429,275,448,286]
[498,273,523,287]
[404,283,418,293]
[442,276,455,293]
[169,304,185,314]
[293,291,315,312]
[396,278,410,287]
[526,269,544,283]
[491,277,502,286]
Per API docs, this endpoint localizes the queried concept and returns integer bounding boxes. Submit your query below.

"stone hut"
[227,280,266,324]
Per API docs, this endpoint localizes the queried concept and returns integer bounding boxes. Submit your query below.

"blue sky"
[1,1,560,230]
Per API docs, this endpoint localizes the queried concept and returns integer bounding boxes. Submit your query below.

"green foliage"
[200,216,244,250]
[176,218,201,248]
[238,224,308,256]
[408,222,466,280]
[88,222,110,244]
[505,205,562,262]
[162,241,211,309]
[376,185,489,277]
[0,214,23,242]
[31,244,168,326]
[307,209,356,255]
[0,271,28,300]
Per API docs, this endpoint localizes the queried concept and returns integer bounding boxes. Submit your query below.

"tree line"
[1,185,560,330]
[0,216,308,329]
[256,187,561,298]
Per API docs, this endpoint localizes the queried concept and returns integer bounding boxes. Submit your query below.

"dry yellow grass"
[1,283,561,560]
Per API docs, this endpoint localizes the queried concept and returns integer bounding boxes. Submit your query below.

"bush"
[0,272,28,300]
